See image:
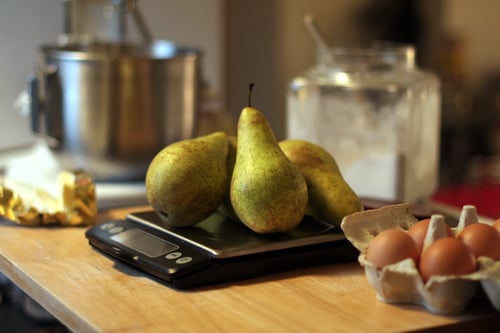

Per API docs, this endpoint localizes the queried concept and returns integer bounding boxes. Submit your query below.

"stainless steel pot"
[30,40,201,181]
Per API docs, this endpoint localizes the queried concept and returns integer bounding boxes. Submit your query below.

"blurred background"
[0,1,499,330]
[1,0,499,188]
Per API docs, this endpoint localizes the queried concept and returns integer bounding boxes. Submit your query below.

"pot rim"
[39,40,200,61]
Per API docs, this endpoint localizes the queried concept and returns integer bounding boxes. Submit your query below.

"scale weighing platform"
[85,210,358,289]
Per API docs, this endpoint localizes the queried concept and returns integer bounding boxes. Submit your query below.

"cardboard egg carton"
[340,203,500,315]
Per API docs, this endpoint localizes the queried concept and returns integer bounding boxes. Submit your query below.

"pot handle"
[28,75,41,134]
[29,65,62,148]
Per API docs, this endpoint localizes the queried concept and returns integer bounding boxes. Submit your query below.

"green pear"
[279,139,363,227]
[230,107,308,234]
[145,131,229,227]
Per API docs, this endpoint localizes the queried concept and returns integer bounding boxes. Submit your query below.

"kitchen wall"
[0,1,58,149]
[0,0,224,150]
[441,0,500,86]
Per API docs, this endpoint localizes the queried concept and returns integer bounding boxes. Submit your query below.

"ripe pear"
[279,139,363,227]
[230,106,308,234]
[145,131,229,227]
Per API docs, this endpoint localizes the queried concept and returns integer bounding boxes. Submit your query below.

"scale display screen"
[110,228,179,257]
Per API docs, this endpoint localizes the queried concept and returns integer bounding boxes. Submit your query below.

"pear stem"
[248,83,254,107]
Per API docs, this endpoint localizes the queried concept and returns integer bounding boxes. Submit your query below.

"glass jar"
[287,44,441,203]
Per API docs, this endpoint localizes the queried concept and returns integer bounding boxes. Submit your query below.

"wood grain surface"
[0,206,498,332]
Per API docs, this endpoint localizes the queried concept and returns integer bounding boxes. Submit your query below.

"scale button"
[100,223,115,230]
[176,257,193,264]
[165,252,182,260]
[109,226,124,234]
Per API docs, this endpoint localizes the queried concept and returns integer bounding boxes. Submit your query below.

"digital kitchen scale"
[85,210,358,289]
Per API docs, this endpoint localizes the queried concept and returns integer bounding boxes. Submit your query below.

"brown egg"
[408,218,454,253]
[419,237,477,281]
[457,223,500,260]
[493,219,500,233]
[366,229,419,269]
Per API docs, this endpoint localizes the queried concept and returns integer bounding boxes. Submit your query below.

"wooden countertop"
[0,206,498,332]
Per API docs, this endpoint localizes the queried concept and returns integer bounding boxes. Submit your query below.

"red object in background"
[432,183,500,219]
